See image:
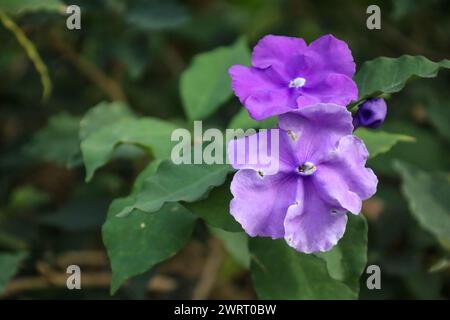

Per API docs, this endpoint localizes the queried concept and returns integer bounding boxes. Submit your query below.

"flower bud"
[353,98,387,129]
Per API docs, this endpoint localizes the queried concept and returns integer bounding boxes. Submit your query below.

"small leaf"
[0,0,63,15]
[355,128,415,159]
[23,113,81,166]
[180,38,250,120]
[315,214,368,293]
[103,197,196,294]
[427,103,450,142]
[250,237,355,299]
[117,161,232,217]
[211,228,250,268]
[80,101,135,140]
[80,117,179,181]
[126,0,188,31]
[355,55,450,99]
[393,160,450,247]
[0,252,27,294]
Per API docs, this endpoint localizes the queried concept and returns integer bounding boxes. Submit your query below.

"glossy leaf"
[116,161,231,217]
[180,38,250,120]
[0,252,27,294]
[394,161,450,247]
[250,237,355,299]
[355,128,415,159]
[315,214,368,292]
[103,197,196,294]
[80,101,135,140]
[355,55,450,99]
[81,117,178,181]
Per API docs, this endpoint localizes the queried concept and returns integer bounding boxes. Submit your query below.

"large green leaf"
[116,161,231,217]
[250,237,356,299]
[368,122,450,176]
[81,117,179,181]
[427,103,450,142]
[315,214,368,293]
[23,113,81,166]
[0,252,27,294]
[355,128,415,159]
[103,197,196,294]
[0,0,63,14]
[80,101,135,140]
[355,55,450,99]
[211,228,250,268]
[180,38,250,120]
[393,161,450,247]
[185,182,242,232]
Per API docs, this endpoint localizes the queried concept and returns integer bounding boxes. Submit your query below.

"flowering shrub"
[1,1,449,300]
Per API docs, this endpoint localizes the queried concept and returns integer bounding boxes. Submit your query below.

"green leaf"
[80,101,135,140]
[393,160,450,247]
[427,103,450,142]
[355,128,415,159]
[23,113,81,166]
[211,228,250,268]
[228,108,277,130]
[103,197,196,294]
[80,117,179,181]
[315,215,368,293]
[117,161,231,217]
[126,0,188,31]
[368,122,450,176]
[0,252,27,294]
[250,237,355,299]
[180,38,250,120]
[355,55,450,99]
[0,0,63,15]
[185,182,242,232]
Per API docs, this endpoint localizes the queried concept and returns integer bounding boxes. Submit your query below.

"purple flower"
[228,103,377,253]
[353,98,387,129]
[229,34,358,120]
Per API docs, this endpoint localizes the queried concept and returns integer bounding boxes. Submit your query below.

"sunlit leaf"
[180,38,250,120]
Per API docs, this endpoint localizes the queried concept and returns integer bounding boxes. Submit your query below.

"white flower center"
[297,162,316,176]
[289,77,306,88]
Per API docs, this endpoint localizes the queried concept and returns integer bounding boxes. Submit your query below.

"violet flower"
[229,34,358,120]
[353,98,387,129]
[228,103,377,253]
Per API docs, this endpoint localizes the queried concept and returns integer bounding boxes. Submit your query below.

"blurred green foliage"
[0,0,449,299]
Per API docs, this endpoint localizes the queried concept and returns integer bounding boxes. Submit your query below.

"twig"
[48,31,127,102]
[0,10,52,99]
[192,237,224,300]
[2,261,176,298]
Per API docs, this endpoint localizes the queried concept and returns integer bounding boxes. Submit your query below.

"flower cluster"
[227,34,381,253]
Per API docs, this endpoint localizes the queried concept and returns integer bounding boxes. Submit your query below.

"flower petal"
[227,129,298,174]
[284,179,348,253]
[301,73,358,107]
[313,165,362,214]
[229,65,294,120]
[307,34,356,78]
[252,34,307,70]
[230,170,297,238]
[278,103,353,163]
[319,135,378,204]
